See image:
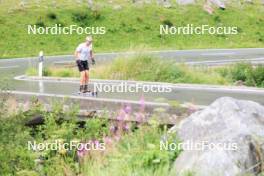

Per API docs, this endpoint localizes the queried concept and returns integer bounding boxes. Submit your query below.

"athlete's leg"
[80,71,86,92]
[77,60,85,92]
[85,70,89,84]
[83,70,90,92]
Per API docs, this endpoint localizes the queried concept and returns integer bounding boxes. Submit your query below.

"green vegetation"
[218,62,264,87]
[26,66,80,78]
[26,56,264,88]
[82,125,180,176]
[0,96,180,175]
[0,0,264,58]
[91,56,228,85]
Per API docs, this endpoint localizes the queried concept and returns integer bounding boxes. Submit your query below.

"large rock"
[170,97,264,176]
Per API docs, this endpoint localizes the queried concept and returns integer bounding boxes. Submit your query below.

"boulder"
[170,97,264,176]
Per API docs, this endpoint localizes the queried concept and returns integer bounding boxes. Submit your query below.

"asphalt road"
[1,48,264,106]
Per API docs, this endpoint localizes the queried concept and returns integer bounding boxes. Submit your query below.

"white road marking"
[187,57,264,65]
[201,52,236,56]
[0,65,20,69]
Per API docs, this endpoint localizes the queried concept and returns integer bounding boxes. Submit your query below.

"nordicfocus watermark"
[27,24,106,35]
[93,82,172,93]
[28,140,105,151]
[160,24,238,35]
[160,140,238,151]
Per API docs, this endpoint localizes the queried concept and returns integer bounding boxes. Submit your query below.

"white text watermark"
[28,140,106,151]
[27,24,106,35]
[160,140,238,151]
[93,82,172,93]
[160,24,238,35]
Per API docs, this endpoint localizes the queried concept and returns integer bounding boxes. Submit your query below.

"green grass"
[95,57,264,87]
[0,0,264,58]
[26,55,264,87]
[82,126,180,176]
[0,96,181,175]
[26,56,229,85]
[217,62,264,87]
[91,56,229,85]
[26,66,80,77]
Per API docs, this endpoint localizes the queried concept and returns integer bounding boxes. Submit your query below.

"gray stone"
[176,0,195,5]
[244,0,253,4]
[87,0,93,8]
[157,0,172,7]
[163,1,172,8]
[170,97,264,176]
[113,5,122,10]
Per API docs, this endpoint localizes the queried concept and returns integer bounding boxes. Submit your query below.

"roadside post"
[38,51,44,77]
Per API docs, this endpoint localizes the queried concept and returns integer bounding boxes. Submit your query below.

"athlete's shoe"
[79,85,84,93]
[83,85,91,93]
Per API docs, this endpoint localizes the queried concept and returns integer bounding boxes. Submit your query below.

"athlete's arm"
[75,51,80,60]
[90,50,95,65]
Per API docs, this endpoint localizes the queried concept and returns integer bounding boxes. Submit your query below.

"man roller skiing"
[75,36,95,93]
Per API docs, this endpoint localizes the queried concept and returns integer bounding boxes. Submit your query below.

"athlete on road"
[75,36,95,93]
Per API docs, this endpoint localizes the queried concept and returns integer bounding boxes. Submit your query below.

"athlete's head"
[86,36,92,45]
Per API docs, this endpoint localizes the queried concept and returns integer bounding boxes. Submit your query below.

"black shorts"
[76,60,89,72]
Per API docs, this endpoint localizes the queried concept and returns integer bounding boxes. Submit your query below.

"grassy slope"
[26,56,264,87]
[0,0,264,58]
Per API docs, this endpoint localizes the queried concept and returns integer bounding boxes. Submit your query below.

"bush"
[251,65,264,87]
[217,63,264,87]
[72,11,89,26]
[47,12,57,20]
[35,19,45,27]
[161,19,173,27]
[92,10,101,20]
[82,126,181,176]
[0,96,182,175]
[229,63,253,82]
[43,68,52,76]
[0,108,35,175]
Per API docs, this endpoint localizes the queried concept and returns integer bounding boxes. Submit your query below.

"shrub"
[213,16,221,23]
[136,16,143,23]
[125,25,137,33]
[229,63,253,82]
[72,11,89,26]
[82,126,181,176]
[161,19,173,27]
[0,107,35,175]
[252,65,264,87]
[217,63,264,87]
[35,19,45,27]
[47,12,57,20]
[92,10,101,20]
[43,68,52,76]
